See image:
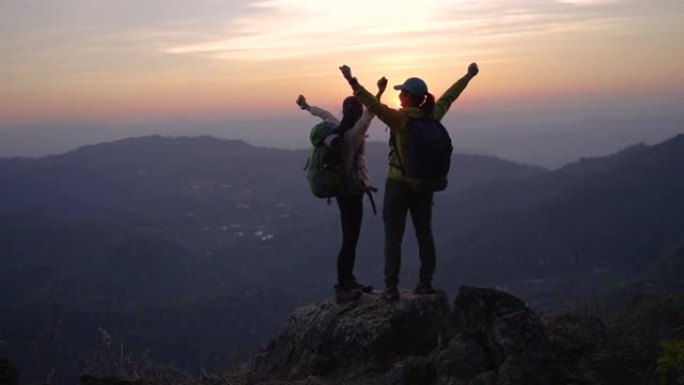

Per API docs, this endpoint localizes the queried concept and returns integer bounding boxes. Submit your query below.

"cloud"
[163,1,443,60]
[160,0,648,63]
[555,0,622,4]
[3,0,682,121]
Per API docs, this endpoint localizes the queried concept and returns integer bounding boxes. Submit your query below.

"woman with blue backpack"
[339,63,479,300]
[296,76,387,303]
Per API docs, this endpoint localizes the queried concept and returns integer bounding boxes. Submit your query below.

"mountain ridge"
[2,132,683,381]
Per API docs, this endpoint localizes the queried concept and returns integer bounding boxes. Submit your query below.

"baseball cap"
[393,77,428,96]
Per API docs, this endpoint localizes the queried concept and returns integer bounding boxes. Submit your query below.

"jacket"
[354,73,474,182]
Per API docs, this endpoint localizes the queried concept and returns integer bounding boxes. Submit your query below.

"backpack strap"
[388,132,405,175]
[365,186,378,215]
[322,133,342,148]
[388,145,405,175]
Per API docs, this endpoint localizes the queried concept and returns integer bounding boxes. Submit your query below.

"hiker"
[339,62,479,300]
[296,76,388,302]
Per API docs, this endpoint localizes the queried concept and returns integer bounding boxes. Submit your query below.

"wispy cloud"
[555,0,623,5]
[159,0,657,62]
[2,0,682,122]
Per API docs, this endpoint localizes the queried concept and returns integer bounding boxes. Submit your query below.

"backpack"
[393,118,453,192]
[305,122,344,198]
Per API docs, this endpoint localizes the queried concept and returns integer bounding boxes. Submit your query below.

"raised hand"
[467,62,479,77]
[296,94,308,110]
[375,76,387,100]
[377,76,388,92]
[339,65,353,81]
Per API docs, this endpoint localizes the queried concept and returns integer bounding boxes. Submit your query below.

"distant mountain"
[3,132,682,381]
[0,135,543,381]
[0,135,543,301]
[438,134,684,306]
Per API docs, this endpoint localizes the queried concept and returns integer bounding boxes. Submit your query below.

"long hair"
[338,96,363,132]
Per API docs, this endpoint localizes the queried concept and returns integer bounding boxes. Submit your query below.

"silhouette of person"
[296,76,388,303]
[339,63,479,300]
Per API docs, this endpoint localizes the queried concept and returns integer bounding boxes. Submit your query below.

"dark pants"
[383,178,436,288]
[335,193,364,284]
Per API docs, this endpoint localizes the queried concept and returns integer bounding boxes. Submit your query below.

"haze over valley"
[2,132,683,380]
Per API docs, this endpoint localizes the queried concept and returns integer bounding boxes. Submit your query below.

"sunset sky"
[1,0,683,163]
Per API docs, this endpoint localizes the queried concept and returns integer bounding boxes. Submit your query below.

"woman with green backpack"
[296,76,387,303]
[340,63,479,301]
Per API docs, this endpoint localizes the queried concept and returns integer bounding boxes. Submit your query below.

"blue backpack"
[393,118,453,192]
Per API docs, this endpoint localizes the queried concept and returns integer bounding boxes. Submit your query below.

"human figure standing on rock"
[340,63,479,300]
[297,77,388,303]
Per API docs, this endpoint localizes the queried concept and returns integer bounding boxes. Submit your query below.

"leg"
[336,193,363,284]
[409,191,436,286]
[383,179,410,289]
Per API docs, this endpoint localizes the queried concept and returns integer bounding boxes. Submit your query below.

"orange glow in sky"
[1,0,683,123]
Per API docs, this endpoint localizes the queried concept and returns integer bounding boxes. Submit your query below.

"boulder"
[79,375,144,385]
[452,286,551,385]
[249,291,450,383]
[384,356,436,385]
[430,336,490,385]
[247,285,658,385]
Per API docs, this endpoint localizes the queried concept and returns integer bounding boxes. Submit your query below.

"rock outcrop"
[250,291,450,382]
[248,286,657,385]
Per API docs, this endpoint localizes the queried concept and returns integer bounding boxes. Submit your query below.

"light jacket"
[354,73,474,182]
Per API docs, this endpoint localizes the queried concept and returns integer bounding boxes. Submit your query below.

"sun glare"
[390,94,402,110]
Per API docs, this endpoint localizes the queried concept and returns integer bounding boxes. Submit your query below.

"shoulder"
[392,108,421,130]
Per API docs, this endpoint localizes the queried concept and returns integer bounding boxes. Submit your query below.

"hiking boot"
[413,281,436,294]
[344,278,373,293]
[335,284,362,304]
[381,286,400,301]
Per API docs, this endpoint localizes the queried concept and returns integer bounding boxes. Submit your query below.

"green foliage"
[657,339,684,385]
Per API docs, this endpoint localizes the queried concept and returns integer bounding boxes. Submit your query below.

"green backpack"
[305,122,344,198]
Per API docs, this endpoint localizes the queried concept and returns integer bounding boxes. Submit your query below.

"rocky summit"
[247,286,656,385]
[249,290,450,381]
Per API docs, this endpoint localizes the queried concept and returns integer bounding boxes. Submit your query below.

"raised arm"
[376,76,387,101]
[339,65,405,129]
[296,94,339,126]
[349,76,389,140]
[433,62,479,121]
